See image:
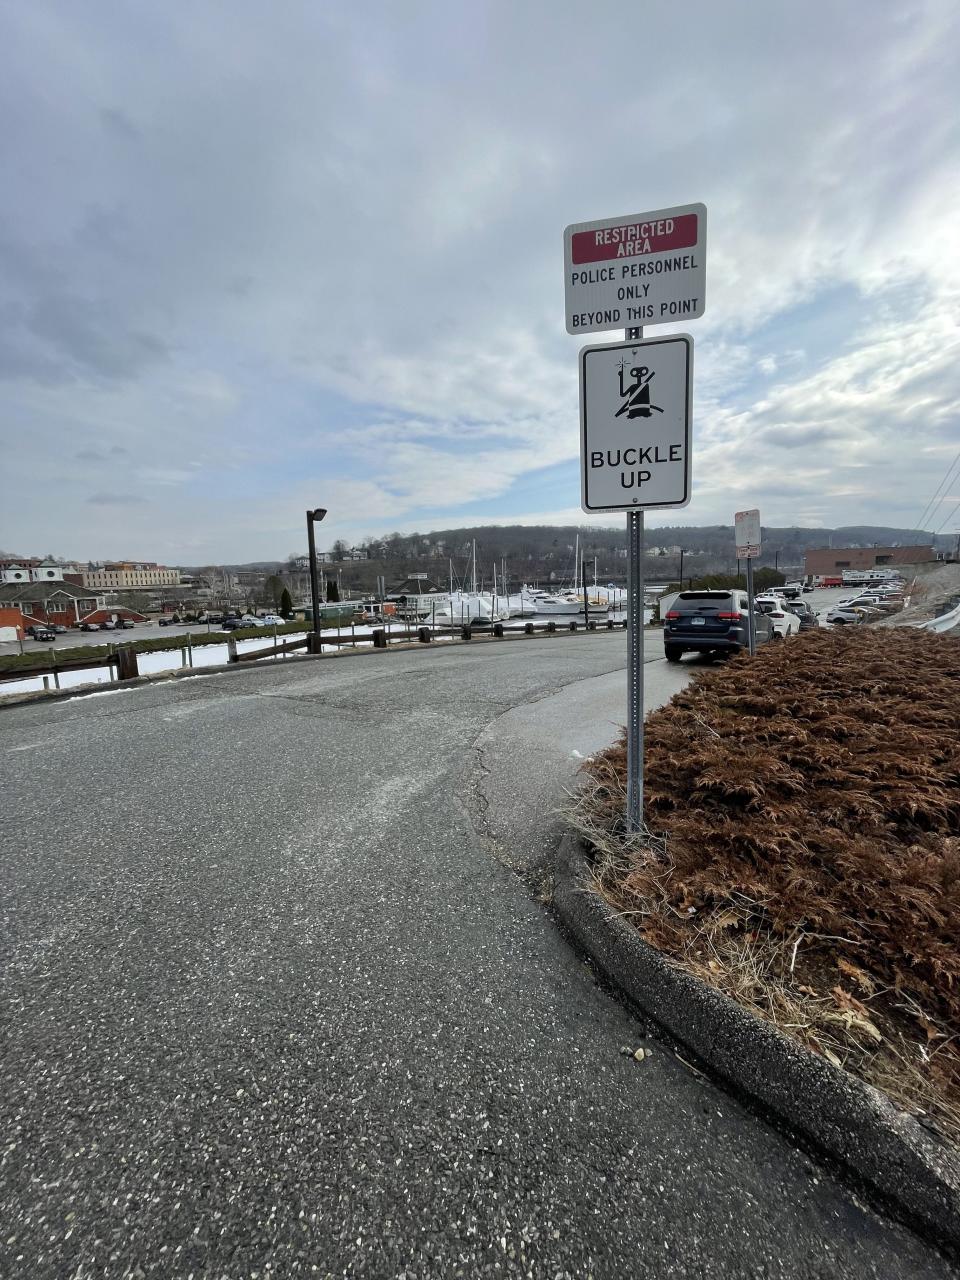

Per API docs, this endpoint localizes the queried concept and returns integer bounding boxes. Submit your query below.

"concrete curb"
[553,830,960,1259]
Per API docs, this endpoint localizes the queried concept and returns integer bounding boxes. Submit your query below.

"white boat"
[433,591,510,626]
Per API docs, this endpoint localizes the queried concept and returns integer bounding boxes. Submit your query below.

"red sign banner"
[571,212,699,265]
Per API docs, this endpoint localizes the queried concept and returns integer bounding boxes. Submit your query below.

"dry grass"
[572,628,960,1143]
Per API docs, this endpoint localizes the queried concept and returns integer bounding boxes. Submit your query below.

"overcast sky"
[2,1,958,564]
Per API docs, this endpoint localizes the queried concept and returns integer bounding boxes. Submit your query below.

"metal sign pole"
[625,324,644,833]
[746,556,757,655]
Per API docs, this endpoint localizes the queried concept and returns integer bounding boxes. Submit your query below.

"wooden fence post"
[116,646,140,681]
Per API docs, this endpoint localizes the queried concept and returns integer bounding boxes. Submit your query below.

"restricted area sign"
[564,203,706,335]
[735,508,761,558]
[580,335,692,512]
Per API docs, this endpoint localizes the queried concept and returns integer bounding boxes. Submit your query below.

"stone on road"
[0,635,953,1279]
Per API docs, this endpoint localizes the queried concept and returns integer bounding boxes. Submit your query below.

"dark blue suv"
[663,589,772,661]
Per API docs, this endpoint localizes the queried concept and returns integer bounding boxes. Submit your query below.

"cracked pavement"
[1,635,955,1278]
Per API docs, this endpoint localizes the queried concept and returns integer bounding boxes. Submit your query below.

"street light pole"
[679,548,685,589]
[306,508,327,638]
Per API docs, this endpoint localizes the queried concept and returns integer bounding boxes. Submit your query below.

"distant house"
[0,581,102,627]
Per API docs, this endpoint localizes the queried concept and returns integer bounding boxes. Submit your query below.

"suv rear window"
[677,591,730,601]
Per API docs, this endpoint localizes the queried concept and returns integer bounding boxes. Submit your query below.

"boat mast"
[472,539,477,594]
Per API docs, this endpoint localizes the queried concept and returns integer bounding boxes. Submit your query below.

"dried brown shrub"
[575,629,960,1141]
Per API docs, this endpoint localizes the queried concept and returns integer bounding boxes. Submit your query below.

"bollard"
[569,620,578,631]
[115,646,140,681]
[227,637,239,662]
[418,626,431,643]
[461,624,472,641]
[372,628,388,649]
[622,618,629,629]
[606,618,615,630]
[546,620,556,633]
[588,619,597,631]
[42,675,50,690]
[493,622,504,637]
[180,646,188,667]
[524,622,534,635]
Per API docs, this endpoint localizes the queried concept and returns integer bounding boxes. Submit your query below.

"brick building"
[803,545,935,576]
[82,562,180,590]
[0,581,102,627]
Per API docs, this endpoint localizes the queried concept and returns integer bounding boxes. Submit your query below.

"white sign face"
[580,335,692,513]
[735,508,761,558]
[564,203,706,335]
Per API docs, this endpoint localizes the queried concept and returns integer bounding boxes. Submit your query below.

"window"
[835,560,850,568]
[874,555,892,565]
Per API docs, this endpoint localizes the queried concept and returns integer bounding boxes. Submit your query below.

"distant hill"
[184,524,948,589]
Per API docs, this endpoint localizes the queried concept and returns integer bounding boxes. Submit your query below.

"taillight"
[665,610,680,620]
[716,611,742,621]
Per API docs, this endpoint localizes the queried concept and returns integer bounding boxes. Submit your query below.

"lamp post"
[306,508,327,639]
[679,548,688,589]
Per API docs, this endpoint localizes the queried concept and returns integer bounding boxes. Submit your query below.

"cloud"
[0,1,958,559]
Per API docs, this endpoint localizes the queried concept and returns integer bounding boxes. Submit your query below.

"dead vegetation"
[572,628,960,1143]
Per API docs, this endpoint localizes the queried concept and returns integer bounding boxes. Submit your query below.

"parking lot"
[0,617,285,656]
[1,584,906,661]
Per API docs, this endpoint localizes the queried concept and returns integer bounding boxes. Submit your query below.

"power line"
[933,497,960,536]
[915,447,960,533]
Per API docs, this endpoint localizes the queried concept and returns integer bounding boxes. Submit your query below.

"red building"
[0,581,102,627]
[803,545,935,576]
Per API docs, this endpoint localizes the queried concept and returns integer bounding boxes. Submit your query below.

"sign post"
[578,331,693,831]
[567,204,705,834]
[735,508,761,656]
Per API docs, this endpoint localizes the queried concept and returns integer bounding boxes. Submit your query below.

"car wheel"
[771,630,783,641]
[664,646,683,663]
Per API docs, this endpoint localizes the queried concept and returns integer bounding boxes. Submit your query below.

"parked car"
[51,623,69,633]
[158,615,181,627]
[825,607,866,625]
[99,620,116,630]
[79,620,100,632]
[28,624,56,641]
[663,589,772,661]
[221,616,263,631]
[260,614,286,627]
[114,618,135,629]
[784,600,819,632]
[755,597,801,638]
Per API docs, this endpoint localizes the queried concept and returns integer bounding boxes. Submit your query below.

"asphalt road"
[1,633,952,1279]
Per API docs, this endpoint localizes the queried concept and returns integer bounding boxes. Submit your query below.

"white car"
[260,614,286,627]
[755,597,801,637]
[825,607,866,625]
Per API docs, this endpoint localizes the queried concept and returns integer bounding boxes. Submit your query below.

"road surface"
[1,633,953,1279]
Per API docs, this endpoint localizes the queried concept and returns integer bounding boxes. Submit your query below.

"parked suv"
[663,590,772,661]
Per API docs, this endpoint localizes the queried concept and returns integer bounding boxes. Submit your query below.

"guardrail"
[920,601,960,634]
[0,616,633,692]
[229,616,630,663]
[0,645,140,690]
